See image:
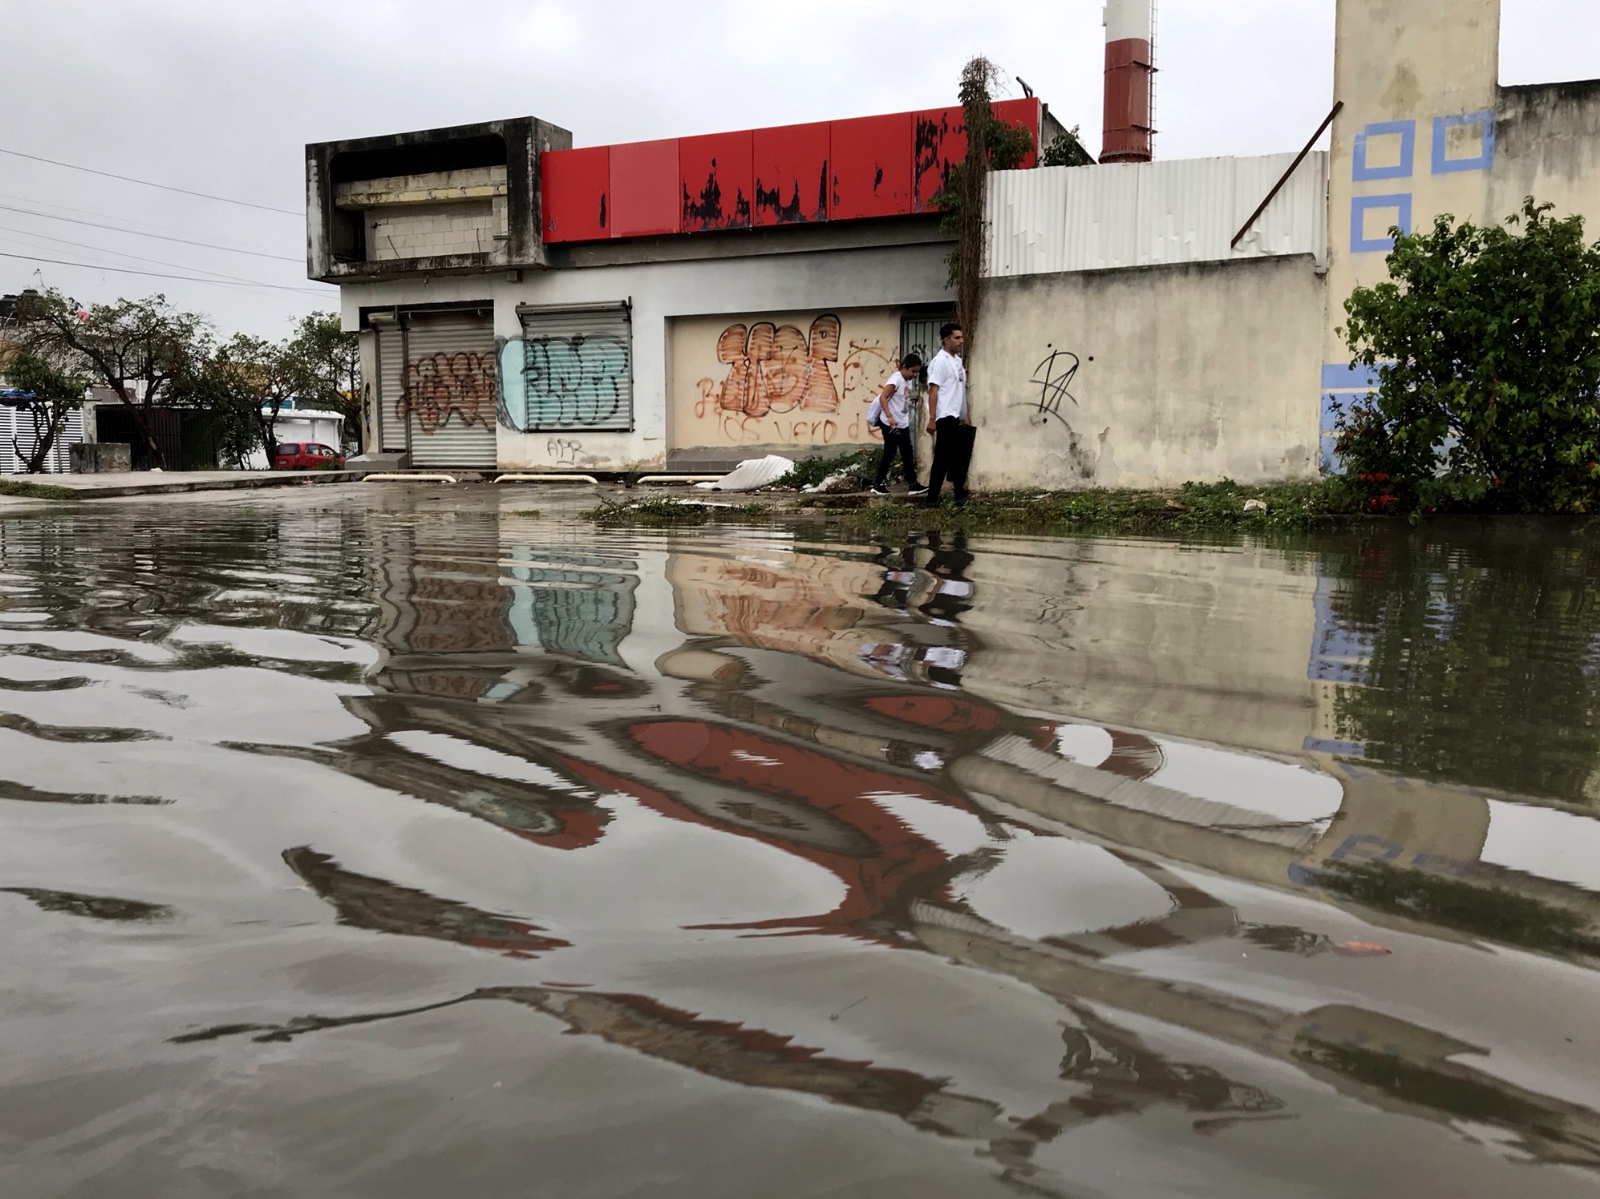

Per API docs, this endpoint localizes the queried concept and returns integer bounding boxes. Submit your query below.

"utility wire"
[0,146,301,216]
[0,250,329,295]
[0,224,301,289]
[0,201,302,262]
[0,189,287,250]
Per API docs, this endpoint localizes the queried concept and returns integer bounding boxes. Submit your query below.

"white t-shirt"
[927,349,967,422]
[879,371,913,427]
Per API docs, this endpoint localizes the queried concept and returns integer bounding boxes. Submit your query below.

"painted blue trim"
[1350,193,1412,253]
[1352,119,1415,181]
[1321,363,1380,389]
[1432,111,1496,174]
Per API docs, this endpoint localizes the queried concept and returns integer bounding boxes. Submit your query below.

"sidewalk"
[16,469,375,499]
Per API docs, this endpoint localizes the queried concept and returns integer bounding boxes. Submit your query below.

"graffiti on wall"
[675,310,899,448]
[498,334,631,432]
[400,352,496,433]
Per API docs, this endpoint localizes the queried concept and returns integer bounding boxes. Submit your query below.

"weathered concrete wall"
[966,254,1325,490]
[1320,0,1600,462]
[669,307,902,459]
[1493,80,1600,231]
[341,239,949,472]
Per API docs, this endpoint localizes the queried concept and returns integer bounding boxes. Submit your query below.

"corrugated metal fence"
[986,151,1329,278]
[0,405,83,473]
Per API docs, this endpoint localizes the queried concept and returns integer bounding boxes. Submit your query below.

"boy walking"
[870,352,925,496]
[923,323,973,507]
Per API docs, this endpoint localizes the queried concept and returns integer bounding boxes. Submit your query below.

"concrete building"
[311,103,1054,474]
[311,0,1600,485]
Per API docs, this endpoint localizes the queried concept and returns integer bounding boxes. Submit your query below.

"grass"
[582,480,1355,535]
[834,479,1346,535]
[0,479,76,501]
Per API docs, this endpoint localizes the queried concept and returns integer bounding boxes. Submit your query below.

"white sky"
[0,0,1595,339]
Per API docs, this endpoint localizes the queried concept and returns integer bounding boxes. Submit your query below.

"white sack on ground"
[693,454,795,492]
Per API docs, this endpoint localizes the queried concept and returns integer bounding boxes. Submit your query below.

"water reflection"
[3,494,1600,1194]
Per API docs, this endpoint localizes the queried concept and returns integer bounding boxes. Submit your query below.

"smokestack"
[1102,0,1154,163]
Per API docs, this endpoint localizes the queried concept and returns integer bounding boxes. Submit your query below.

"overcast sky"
[2,0,1596,339]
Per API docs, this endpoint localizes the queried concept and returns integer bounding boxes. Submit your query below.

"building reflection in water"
[207,505,1600,1179]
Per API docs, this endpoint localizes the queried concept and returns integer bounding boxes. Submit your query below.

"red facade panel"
[912,97,1042,212]
[680,131,754,232]
[540,146,609,243]
[752,122,830,226]
[829,112,912,221]
[610,138,681,238]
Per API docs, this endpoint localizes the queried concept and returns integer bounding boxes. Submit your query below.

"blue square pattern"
[1433,111,1496,174]
[1352,120,1416,181]
[1350,193,1412,253]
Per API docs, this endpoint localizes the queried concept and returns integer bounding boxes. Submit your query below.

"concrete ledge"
[40,470,376,499]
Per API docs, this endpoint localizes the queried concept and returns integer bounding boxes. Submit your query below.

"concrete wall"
[966,254,1325,490]
[1493,80,1600,231]
[1321,0,1600,458]
[341,238,949,472]
[669,307,902,460]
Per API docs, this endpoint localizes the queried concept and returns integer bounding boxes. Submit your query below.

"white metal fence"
[0,405,84,473]
[985,151,1329,279]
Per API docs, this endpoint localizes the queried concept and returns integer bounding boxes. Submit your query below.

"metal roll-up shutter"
[402,310,498,468]
[374,319,406,452]
[511,303,633,432]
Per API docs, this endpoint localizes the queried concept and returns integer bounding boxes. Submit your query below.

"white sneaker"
[907,487,928,498]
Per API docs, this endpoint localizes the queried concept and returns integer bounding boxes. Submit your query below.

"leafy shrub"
[1340,199,1600,513]
[776,448,879,490]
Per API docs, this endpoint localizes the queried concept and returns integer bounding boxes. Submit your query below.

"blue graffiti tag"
[498,334,632,431]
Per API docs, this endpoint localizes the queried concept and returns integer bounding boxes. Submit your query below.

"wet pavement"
[2,484,1600,1197]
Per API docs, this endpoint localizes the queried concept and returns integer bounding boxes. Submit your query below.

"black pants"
[926,418,974,504]
[874,425,917,487]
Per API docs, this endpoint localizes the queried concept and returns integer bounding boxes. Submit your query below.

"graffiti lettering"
[498,334,631,432]
[713,315,842,418]
[399,351,495,434]
[1024,345,1081,429]
[547,437,585,465]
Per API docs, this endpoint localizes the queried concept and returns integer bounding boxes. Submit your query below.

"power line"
[0,224,302,289]
[0,250,329,295]
[0,146,301,217]
[0,200,302,262]
[0,189,284,250]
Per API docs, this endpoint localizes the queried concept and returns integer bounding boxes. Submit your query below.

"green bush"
[1340,199,1600,513]
[776,448,879,490]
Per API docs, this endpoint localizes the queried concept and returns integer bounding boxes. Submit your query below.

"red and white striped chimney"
[1102,0,1155,163]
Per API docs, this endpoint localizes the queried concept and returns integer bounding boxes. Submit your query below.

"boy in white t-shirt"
[923,323,972,507]
[870,352,924,495]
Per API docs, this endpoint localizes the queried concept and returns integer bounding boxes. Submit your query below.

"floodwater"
[2,486,1600,1199]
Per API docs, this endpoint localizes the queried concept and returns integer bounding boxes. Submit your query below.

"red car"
[273,442,345,470]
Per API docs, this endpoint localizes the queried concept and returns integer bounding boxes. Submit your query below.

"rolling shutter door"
[510,303,633,432]
[374,319,406,452]
[402,310,498,468]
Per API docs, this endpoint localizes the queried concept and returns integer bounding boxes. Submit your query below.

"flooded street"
[3,485,1600,1198]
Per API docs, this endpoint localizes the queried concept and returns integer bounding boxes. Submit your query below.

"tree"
[1340,199,1600,512]
[14,290,209,471]
[1040,126,1097,168]
[283,313,362,452]
[2,349,87,473]
[930,59,1074,354]
[175,333,313,467]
